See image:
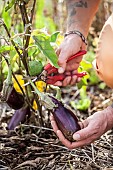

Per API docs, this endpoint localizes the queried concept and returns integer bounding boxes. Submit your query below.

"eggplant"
[50,96,81,141]
[1,65,25,110]
[5,85,25,110]
[7,105,31,130]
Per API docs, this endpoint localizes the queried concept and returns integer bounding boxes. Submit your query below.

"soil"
[0,84,113,170]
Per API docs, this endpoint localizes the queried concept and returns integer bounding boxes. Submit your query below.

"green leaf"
[5,0,15,12]
[33,35,59,68]
[79,86,87,99]
[2,8,11,29]
[99,82,106,90]
[71,98,91,111]
[89,69,100,85]
[0,46,14,53]
[50,31,60,42]
[71,86,91,111]
[13,36,23,47]
[80,59,92,71]
[29,60,43,76]
[84,51,95,63]
[77,74,89,89]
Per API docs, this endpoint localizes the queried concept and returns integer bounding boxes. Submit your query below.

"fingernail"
[58,67,64,73]
[57,130,61,135]
[51,120,55,126]
[50,114,53,120]
[73,134,80,141]
[77,77,81,82]
[50,113,53,116]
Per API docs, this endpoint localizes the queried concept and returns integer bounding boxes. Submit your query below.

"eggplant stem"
[29,80,56,110]
[50,85,61,100]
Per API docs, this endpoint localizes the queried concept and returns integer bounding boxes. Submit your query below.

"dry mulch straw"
[0,85,113,170]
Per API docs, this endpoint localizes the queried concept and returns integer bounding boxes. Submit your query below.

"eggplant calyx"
[40,93,57,110]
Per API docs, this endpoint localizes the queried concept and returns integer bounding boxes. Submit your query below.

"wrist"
[64,33,84,49]
[66,19,89,37]
[64,30,87,45]
[64,34,87,51]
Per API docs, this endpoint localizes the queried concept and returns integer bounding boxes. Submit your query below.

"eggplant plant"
[0,0,62,131]
[0,0,86,140]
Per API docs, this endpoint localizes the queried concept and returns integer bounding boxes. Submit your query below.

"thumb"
[58,52,69,73]
[73,126,92,141]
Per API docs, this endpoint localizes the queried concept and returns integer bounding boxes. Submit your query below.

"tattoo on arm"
[74,1,88,8]
[67,0,88,27]
[70,8,77,17]
[68,0,88,17]
[68,0,88,9]
[68,19,76,27]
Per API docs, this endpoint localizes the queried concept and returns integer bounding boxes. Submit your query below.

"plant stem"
[35,95,44,126]
[29,79,56,110]
[19,0,36,75]
[0,19,30,75]
[29,79,42,97]
[6,64,12,85]
[1,20,22,59]
[18,0,37,104]
[1,54,35,112]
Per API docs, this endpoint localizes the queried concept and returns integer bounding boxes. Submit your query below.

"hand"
[54,34,86,86]
[50,106,113,149]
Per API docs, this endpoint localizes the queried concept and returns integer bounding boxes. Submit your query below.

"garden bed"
[0,85,113,170]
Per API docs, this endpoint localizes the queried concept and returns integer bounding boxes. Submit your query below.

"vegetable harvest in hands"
[50,96,81,141]
[29,80,81,141]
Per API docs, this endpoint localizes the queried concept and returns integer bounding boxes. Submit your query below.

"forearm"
[66,0,101,37]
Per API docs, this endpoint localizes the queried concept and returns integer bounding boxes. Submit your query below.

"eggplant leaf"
[50,31,60,42]
[5,0,15,12]
[33,35,59,68]
[0,46,14,53]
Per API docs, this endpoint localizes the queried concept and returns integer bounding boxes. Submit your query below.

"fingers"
[58,52,68,73]
[50,114,59,133]
[56,48,66,74]
[62,76,71,86]
[57,48,79,73]
[54,76,77,86]
[73,128,91,141]
[70,75,78,85]
[54,75,72,87]
[50,115,73,149]
[56,34,84,74]
[50,111,108,149]
[66,56,83,71]
[50,115,99,149]
[67,136,96,149]
[56,130,73,149]
[73,120,92,141]
[55,50,83,86]
[57,130,95,149]
[50,118,96,149]
[53,75,81,86]
[57,52,82,73]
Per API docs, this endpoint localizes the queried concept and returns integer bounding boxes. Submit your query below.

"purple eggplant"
[1,65,25,110]
[6,86,25,110]
[7,105,31,130]
[50,96,81,141]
